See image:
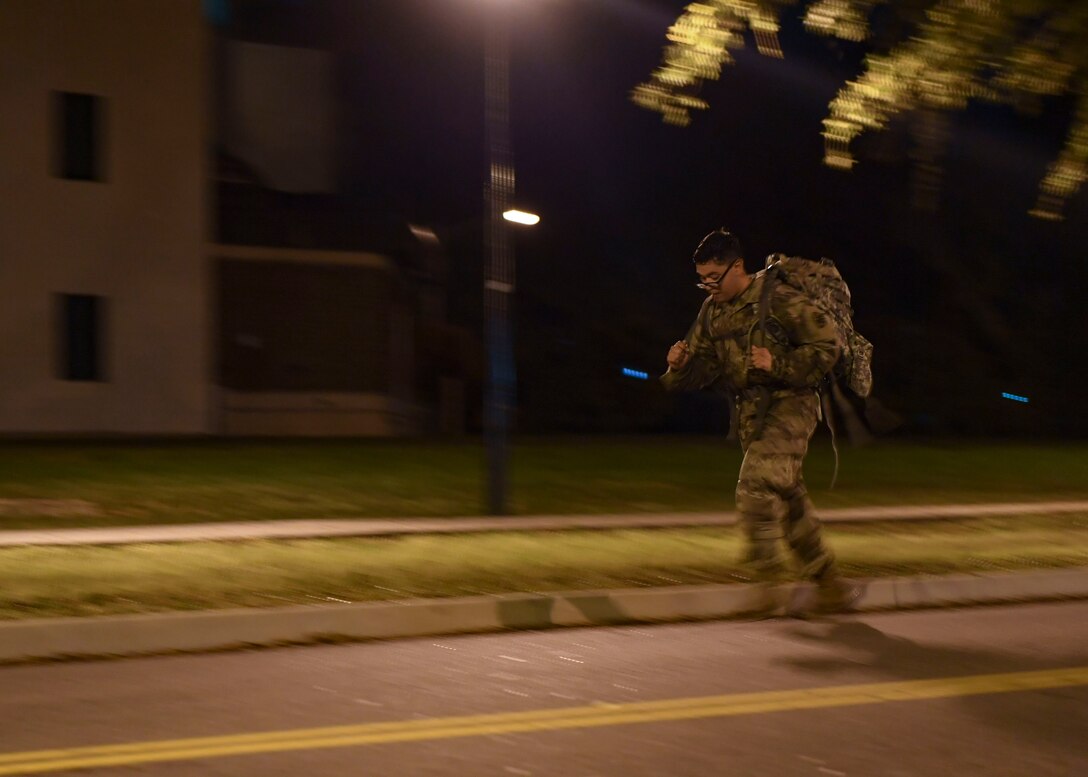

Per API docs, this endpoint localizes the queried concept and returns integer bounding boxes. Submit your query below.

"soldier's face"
[695,259,744,303]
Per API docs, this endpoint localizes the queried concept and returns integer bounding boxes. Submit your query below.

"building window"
[54,92,104,181]
[57,294,105,381]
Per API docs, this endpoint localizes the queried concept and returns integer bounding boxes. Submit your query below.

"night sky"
[228,0,1088,437]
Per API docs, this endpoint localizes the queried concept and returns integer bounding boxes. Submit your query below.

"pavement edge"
[3,568,1088,663]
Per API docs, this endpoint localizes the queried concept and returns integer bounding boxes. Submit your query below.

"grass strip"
[1,514,1086,620]
[0,440,1086,529]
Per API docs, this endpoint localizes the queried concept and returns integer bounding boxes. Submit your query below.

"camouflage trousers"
[734,390,837,582]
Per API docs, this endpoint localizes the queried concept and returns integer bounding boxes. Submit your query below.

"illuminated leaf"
[633,0,1088,217]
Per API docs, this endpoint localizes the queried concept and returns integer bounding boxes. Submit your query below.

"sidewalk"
[3,500,1087,547]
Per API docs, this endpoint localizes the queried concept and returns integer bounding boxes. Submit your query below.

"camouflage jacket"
[661,272,840,397]
[661,272,840,453]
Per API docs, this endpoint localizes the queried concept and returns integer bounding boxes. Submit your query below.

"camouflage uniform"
[662,272,841,583]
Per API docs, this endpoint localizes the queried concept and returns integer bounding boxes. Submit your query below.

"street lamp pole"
[483,4,516,515]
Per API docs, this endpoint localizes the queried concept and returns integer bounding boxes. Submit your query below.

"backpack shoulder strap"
[748,257,783,444]
[758,255,783,340]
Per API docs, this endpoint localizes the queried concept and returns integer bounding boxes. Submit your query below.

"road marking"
[1,666,1086,774]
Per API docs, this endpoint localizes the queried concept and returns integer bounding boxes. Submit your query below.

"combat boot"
[785,575,862,619]
[739,558,787,619]
[745,581,785,620]
[814,576,863,614]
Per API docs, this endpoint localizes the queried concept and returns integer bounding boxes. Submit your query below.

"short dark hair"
[692,229,743,265]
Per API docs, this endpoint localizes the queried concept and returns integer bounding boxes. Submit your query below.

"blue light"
[203,0,231,25]
[1001,392,1029,403]
[622,368,649,380]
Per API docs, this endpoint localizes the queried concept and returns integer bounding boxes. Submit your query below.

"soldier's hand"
[750,345,773,372]
[667,341,692,370]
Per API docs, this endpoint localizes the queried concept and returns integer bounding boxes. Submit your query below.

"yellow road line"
[2,666,1086,775]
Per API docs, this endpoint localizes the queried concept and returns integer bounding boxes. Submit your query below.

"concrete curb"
[3,567,1087,663]
[3,500,1088,547]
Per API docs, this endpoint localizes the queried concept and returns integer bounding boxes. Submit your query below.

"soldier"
[662,229,860,616]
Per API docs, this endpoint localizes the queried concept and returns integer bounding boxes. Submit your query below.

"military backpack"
[759,253,873,399]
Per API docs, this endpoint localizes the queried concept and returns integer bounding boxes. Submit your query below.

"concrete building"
[0,0,210,434]
[0,0,470,436]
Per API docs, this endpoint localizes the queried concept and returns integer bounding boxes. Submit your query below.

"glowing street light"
[502,209,540,226]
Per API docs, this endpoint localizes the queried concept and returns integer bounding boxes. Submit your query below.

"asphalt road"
[3,602,1086,776]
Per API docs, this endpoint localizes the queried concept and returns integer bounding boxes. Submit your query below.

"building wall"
[0,0,210,434]
[212,245,417,437]
[218,40,336,193]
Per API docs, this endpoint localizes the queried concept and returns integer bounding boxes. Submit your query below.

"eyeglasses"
[695,265,733,290]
